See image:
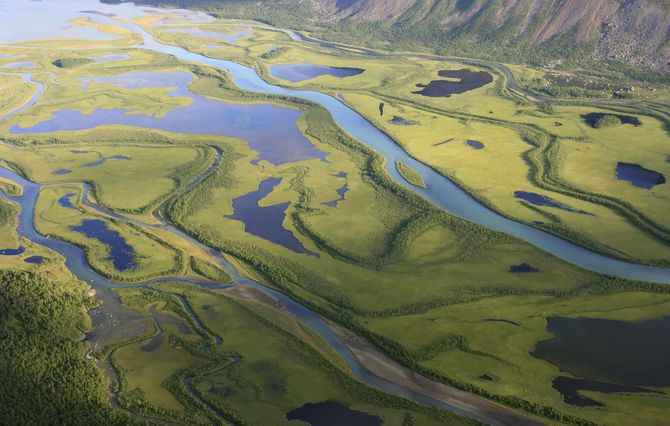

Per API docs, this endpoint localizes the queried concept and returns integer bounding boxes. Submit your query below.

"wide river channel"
[0,1,668,424]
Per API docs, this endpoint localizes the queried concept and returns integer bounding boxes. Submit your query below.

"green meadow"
[0,13,668,426]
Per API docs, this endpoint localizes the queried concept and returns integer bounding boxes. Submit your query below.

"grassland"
[108,283,471,425]
[1,15,669,426]
[396,160,426,188]
[248,34,670,266]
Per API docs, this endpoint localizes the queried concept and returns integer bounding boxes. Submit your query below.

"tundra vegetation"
[0,7,669,426]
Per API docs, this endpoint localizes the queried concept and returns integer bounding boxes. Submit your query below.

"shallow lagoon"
[226,177,316,256]
[13,71,328,166]
[70,219,136,271]
[270,63,364,83]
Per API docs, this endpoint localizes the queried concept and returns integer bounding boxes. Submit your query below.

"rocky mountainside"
[311,0,670,71]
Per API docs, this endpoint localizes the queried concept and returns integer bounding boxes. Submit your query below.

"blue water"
[227,177,316,256]
[58,193,77,209]
[466,139,484,150]
[270,63,364,83]
[0,246,25,255]
[1,61,36,69]
[24,255,45,264]
[70,219,137,271]
[53,168,72,175]
[514,191,591,215]
[323,182,349,208]
[615,162,666,190]
[13,71,328,166]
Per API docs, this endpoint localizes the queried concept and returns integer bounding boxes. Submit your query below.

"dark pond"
[551,376,658,407]
[0,246,25,255]
[226,177,316,256]
[412,69,493,98]
[286,401,382,426]
[269,63,364,83]
[509,263,539,273]
[323,183,349,208]
[58,193,77,209]
[532,316,670,388]
[478,374,494,381]
[581,112,642,128]
[378,102,384,116]
[70,219,137,271]
[615,162,666,189]
[13,71,327,166]
[24,255,45,264]
[466,139,484,150]
[514,191,591,215]
[390,115,419,126]
[53,169,72,175]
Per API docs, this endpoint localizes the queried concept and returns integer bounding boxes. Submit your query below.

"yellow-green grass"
[364,291,670,426]
[146,283,466,425]
[0,73,35,116]
[34,184,183,282]
[396,160,426,188]
[339,92,670,264]
[0,143,209,213]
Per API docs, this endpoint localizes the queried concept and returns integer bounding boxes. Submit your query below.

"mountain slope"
[311,0,670,71]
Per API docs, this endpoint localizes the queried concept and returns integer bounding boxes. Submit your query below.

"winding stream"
[0,1,668,424]
[79,14,670,284]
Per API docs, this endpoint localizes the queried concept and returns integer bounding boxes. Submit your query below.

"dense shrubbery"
[594,114,622,128]
[0,270,130,425]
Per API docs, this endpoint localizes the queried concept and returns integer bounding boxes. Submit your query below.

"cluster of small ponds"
[51,150,131,175]
[15,71,328,166]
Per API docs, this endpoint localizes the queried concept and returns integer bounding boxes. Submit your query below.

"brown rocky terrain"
[311,0,670,71]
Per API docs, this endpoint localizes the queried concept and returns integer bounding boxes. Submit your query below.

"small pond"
[53,169,72,175]
[413,69,493,97]
[509,263,539,273]
[514,191,591,215]
[323,182,349,208]
[58,193,77,209]
[70,219,137,271]
[0,246,25,255]
[582,112,642,128]
[24,255,45,264]
[615,162,665,189]
[466,139,484,150]
[270,63,364,83]
[286,401,382,426]
[226,177,316,256]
